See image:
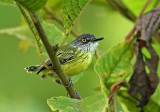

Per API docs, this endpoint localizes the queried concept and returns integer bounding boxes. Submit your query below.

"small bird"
[25,33,104,79]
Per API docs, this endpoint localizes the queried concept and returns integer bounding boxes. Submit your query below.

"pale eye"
[82,38,87,43]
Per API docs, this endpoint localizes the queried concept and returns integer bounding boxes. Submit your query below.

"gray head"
[70,34,104,53]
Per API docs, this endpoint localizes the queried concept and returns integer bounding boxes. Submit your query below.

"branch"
[125,0,152,40]
[17,5,79,99]
[30,13,79,99]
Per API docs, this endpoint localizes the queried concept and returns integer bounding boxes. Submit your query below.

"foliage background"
[1,0,159,112]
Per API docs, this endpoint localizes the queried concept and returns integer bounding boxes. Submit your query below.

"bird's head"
[70,34,104,53]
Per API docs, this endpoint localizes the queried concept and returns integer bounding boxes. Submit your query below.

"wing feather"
[36,45,77,74]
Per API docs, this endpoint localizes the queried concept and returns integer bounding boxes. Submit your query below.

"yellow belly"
[62,53,92,76]
[42,52,92,77]
[62,54,92,76]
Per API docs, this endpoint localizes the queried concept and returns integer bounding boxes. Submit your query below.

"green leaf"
[42,22,64,45]
[47,93,107,112]
[107,93,124,112]
[123,0,160,16]
[41,22,64,58]
[71,72,84,84]
[118,90,160,112]
[118,90,141,112]
[14,0,48,12]
[62,0,92,29]
[46,0,62,12]
[95,41,134,91]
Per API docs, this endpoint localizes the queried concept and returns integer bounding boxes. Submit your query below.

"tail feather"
[24,65,41,73]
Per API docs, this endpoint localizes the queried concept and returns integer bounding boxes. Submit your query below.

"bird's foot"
[48,73,58,77]
[55,76,72,87]
[66,90,81,99]
[55,76,81,99]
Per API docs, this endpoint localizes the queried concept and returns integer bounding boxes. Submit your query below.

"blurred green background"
[0,3,133,112]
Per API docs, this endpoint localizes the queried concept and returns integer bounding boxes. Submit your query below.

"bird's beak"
[93,37,104,42]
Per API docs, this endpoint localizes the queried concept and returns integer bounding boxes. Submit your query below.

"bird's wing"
[57,45,77,64]
[36,45,77,74]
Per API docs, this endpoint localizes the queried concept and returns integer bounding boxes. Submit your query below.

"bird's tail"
[24,65,41,73]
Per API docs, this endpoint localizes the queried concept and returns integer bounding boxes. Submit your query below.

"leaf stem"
[125,0,152,40]
[59,29,71,48]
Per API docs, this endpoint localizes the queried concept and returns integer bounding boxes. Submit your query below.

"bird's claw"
[55,76,72,87]
[55,76,81,99]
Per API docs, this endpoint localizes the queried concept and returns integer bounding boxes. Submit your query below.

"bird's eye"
[82,38,87,43]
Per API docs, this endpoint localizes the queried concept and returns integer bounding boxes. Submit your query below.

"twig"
[59,29,71,48]
[108,80,127,103]
[29,12,79,99]
[43,7,79,37]
[125,0,152,40]
[112,97,118,112]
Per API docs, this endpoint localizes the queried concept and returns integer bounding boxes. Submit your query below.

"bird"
[25,33,104,80]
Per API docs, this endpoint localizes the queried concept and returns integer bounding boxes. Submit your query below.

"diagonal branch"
[30,13,79,99]
[17,5,79,99]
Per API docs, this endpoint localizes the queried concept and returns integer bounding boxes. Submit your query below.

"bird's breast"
[62,52,92,76]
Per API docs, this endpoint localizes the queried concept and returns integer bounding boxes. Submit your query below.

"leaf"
[41,22,64,59]
[71,72,84,84]
[128,7,160,108]
[114,94,124,111]
[42,22,64,45]
[118,90,160,112]
[62,0,92,29]
[14,0,48,12]
[135,7,160,42]
[128,43,159,107]
[46,0,62,12]
[139,43,160,106]
[95,40,134,92]
[47,93,107,112]
[123,0,160,17]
